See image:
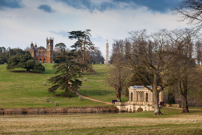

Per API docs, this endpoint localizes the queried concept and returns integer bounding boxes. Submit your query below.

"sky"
[0,0,191,60]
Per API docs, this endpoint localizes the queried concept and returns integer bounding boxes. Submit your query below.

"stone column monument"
[105,40,109,64]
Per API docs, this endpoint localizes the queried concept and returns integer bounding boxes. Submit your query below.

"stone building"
[29,38,53,63]
[115,85,164,112]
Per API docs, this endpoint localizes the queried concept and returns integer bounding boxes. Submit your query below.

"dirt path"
[76,92,113,105]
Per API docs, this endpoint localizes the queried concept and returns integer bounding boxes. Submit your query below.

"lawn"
[0,64,126,108]
[79,64,128,102]
[1,107,202,135]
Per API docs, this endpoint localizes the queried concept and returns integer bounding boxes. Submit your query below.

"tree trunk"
[116,89,121,102]
[26,68,30,72]
[153,73,162,116]
[64,84,69,96]
[181,95,189,113]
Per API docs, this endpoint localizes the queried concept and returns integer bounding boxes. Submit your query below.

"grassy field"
[80,64,128,102]
[1,108,202,135]
[0,64,126,108]
[1,64,202,135]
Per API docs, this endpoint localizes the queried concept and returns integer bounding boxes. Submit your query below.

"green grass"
[0,64,113,108]
[79,64,128,102]
[0,64,127,108]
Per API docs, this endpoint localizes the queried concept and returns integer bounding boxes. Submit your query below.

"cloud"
[38,4,55,13]
[56,0,182,13]
[50,30,69,37]
[57,0,119,12]
[122,0,182,12]
[0,0,23,10]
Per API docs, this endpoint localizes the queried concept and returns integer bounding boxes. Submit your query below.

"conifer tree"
[48,50,86,96]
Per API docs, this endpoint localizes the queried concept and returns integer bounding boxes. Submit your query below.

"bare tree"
[162,28,201,113]
[125,29,192,115]
[195,41,202,65]
[107,64,129,102]
[108,40,131,102]
[176,0,202,30]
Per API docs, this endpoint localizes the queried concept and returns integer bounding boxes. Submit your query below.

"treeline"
[0,45,104,65]
[109,29,202,115]
[0,47,25,64]
[54,47,104,64]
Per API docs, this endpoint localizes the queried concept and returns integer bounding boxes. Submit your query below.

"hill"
[0,64,128,108]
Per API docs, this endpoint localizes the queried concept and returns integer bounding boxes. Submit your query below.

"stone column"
[129,92,131,101]
[105,40,109,64]
[144,92,146,102]
[134,91,136,102]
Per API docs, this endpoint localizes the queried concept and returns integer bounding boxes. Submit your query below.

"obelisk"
[105,40,109,64]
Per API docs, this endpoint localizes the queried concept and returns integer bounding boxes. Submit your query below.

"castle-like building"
[29,38,53,63]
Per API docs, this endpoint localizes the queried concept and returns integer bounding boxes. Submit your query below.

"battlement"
[29,38,54,63]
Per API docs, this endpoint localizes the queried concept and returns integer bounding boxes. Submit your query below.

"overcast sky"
[0,0,191,59]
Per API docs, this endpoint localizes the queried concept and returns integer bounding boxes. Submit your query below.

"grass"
[0,64,113,108]
[79,64,128,102]
[1,64,202,134]
[1,108,202,135]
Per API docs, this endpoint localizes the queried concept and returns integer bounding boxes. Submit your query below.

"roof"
[130,85,152,90]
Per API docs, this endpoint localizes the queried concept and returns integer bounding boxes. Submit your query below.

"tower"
[29,42,35,58]
[46,38,54,63]
[105,40,109,64]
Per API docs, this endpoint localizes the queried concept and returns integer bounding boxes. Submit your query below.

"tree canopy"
[55,43,66,53]
[48,52,86,96]
[7,51,45,72]
[69,29,94,64]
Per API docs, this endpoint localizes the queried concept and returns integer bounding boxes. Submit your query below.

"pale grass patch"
[1,114,202,134]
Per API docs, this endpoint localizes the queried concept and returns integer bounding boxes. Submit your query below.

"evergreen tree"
[48,52,86,96]
[69,29,95,72]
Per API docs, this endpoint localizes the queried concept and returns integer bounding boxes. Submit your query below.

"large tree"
[166,34,202,113]
[69,29,94,65]
[125,29,191,115]
[48,52,86,96]
[107,64,130,102]
[55,43,66,53]
[7,52,45,72]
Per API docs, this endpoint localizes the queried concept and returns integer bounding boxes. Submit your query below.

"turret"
[46,38,53,51]
[46,38,54,63]
[30,42,34,49]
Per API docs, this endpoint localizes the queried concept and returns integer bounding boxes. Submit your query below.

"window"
[146,93,148,102]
